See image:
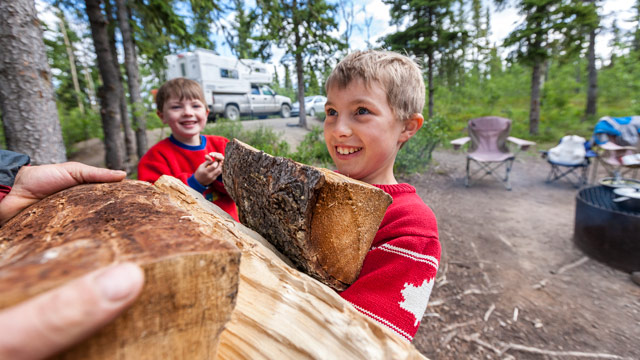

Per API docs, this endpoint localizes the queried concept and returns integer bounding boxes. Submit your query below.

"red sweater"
[339,183,440,342]
[138,135,238,221]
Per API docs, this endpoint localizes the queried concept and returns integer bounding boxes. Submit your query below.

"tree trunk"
[293,1,307,129]
[295,52,307,128]
[105,0,135,166]
[427,51,434,119]
[585,28,598,119]
[0,0,67,164]
[116,0,148,159]
[529,61,542,135]
[58,10,85,114]
[85,0,125,170]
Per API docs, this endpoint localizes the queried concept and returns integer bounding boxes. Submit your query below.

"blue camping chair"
[590,116,640,182]
[540,136,596,188]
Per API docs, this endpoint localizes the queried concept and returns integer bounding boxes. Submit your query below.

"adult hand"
[194,152,224,186]
[0,162,126,225]
[0,262,144,360]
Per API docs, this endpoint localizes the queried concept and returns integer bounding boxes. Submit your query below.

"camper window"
[220,68,239,79]
[180,63,186,77]
[261,85,274,96]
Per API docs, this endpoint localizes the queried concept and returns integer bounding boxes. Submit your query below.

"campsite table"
[574,185,640,272]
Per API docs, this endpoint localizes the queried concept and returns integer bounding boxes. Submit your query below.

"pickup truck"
[208,83,292,121]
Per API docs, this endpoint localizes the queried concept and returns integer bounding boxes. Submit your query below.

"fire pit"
[574,185,640,272]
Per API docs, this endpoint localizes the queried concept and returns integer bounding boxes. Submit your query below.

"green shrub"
[59,106,102,152]
[394,114,448,175]
[203,119,291,157]
[291,126,332,167]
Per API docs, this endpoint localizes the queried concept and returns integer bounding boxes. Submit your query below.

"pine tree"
[255,0,343,128]
[500,0,597,134]
[382,0,460,118]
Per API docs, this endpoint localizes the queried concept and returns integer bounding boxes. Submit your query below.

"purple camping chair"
[451,116,536,190]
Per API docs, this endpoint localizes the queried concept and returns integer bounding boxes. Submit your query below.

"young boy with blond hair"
[324,50,440,342]
[138,78,238,221]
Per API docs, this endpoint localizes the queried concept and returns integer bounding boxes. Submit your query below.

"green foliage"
[395,114,448,174]
[59,106,103,151]
[290,126,332,166]
[202,119,291,157]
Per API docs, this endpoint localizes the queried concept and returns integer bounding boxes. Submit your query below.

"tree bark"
[58,10,85,114]
[116,0,148,159]
[585,28,598,119]
[85,0,125,170]
[105,0,135,166]
[294,6,307,129]
[0,0,67,164]
[529,61,542,135]
[222,140,392,291]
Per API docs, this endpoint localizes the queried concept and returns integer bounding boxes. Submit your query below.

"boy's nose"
[331,116,352,137]
[184,106,194,115]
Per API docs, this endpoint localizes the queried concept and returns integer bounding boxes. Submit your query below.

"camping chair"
[451,116,536,190]
[540,135,596,188]
[589,116,640,182]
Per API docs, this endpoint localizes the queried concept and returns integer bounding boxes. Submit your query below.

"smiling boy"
[138,78,238,221]
[324,50,440,342]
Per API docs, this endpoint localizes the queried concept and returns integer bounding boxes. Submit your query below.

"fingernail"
[95,263,144,302]
[110,170,127,176]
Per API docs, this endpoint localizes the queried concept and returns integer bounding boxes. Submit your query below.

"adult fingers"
[0,262,144,360]
[61,162,127,184]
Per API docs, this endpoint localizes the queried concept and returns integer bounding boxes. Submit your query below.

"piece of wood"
[222,139,392,291]
[0,180,241,360]
[153,176,427,360]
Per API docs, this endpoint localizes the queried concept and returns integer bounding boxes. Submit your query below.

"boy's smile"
[324,78,414,185]
[158,97,209,146]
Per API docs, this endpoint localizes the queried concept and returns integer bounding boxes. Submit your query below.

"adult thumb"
[0,262,144,360]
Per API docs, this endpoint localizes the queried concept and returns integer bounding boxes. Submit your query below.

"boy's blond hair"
[155,78,206,111]
[325,50,425,122]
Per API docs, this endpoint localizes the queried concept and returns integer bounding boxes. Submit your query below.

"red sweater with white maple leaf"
[339,183,440,342]
[137,135,238,221]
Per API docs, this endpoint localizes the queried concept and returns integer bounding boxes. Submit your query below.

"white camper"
[165,49,291,121]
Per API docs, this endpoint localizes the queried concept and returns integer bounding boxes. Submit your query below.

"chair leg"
[504,159,513,191]
[465,157,470,187]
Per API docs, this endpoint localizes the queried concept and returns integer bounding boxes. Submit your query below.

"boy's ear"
[399,113,424,143]
[156,110,166,123]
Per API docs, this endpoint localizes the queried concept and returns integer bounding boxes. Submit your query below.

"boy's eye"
[326,108,337,116]
[171,105,182,110]
[356,107,370,115]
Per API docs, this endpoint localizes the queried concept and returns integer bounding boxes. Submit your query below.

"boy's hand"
[194,152,225,186]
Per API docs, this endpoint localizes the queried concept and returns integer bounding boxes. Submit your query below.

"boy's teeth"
[337,146,361,155]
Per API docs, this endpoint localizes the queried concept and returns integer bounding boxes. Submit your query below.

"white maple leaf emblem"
[399,278,435,326]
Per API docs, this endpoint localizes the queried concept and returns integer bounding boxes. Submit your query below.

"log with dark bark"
[222,139,392,291]
[0,180,240,359]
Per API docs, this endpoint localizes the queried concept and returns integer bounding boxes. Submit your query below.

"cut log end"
[0,180,241,359]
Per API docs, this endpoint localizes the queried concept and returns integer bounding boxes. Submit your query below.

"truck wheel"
[280,104,291,118]
[309,108,316,118]
[224,105,240,121]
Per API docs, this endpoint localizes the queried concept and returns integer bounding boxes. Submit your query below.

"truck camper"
[165,49,291,121]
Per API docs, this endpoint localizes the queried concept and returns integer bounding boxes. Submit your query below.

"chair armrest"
[539,150,549,159]
[450,137,470,150]
[598,142,636,151]
[507,136,536,151]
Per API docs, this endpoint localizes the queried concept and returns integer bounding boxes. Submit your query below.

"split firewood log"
[151,176,427,360]
[222,139,392,291]
[0,180,241,360]
[0,176,426,359]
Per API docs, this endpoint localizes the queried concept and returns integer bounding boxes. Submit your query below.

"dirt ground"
[69,119,639,360]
